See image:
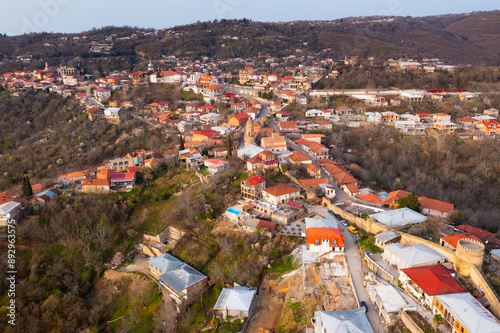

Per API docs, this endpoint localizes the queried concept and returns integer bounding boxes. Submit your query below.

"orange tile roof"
[82,179,109,186]
[300,178,330,188]
[288,151,311,163]
[381,190,411,206]
[31,183,43,191]
[344,183,359,194]
[0,191,20,198]
[332,172,358,186]
[440,233,481,248]
[263,184,300,197]
[418,197,454,213]
[261,136,287,148]
[357,193,382,204]
[306,228,344,248]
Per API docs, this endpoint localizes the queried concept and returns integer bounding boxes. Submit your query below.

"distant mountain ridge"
[0,10,498,67]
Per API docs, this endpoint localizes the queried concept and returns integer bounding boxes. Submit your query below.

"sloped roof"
[214,286,256,311]
[436,293,500,333]
[357,193,382,204]
[418,197,454,213]
[150,253,207,293]
[263,184,300,197]
[314,308,374,333]
[381,190,411,205]
[300,178,330,188]
[0,201,21,215]
[243,176,266,186]
[375,231,399,243]
[401,265,464,296]
[440,233,481,248]
[370,208,427,227]
[332,172,358,186]
[385,243,447,266]
[306,218,338,229]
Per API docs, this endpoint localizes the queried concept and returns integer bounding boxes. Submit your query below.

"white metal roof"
[0,201,21,215]
[305,218,338,230]
[385,243,447,266]
[370,208,427,227]
[314,308,374,333]
[373,285,411,313]
[436,293,500,333]
[213,286,256,312]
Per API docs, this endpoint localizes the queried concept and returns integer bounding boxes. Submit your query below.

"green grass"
[358,230,383,254]
[267,255,297,275]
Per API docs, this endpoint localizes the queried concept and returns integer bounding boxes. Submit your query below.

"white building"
[262,184,300,205]
[213,286,256,320]
[383,243,447,271]
[370,208,427,227]
[312,308,374,333]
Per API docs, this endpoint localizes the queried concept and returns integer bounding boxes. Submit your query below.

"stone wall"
[399,233,456,262]
[321,198,390,234]
[400,311,425,333]
[470,265,500,319]
[364,255,395,282]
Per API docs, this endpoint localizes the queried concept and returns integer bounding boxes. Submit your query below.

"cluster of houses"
[0,185,57,227]
[57,149,160,194]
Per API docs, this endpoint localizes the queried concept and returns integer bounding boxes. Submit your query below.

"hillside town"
[1,16,500,333]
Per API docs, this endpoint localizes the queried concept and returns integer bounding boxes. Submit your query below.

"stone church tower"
[244,117,255,146]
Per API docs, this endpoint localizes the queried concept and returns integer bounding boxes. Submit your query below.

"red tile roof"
[381,190,411,206]
[263,184,300,197]
[401,265,465,296]
[418,197,454,213]
[257,219,276,233]
[306,228,344,248]
[243,175,266,185]
[456,225,494,237]
[441,233,481,248]
[357,193,382,204]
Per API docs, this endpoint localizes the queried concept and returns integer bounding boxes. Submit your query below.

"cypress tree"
[179,135,185,151]
[22,174,33,197]
[227,135,232,157]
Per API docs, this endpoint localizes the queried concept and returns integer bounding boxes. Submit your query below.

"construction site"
[248,254,358,332]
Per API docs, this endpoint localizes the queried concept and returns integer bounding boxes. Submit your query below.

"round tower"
[244,117,255,146]
[453,238,485,276]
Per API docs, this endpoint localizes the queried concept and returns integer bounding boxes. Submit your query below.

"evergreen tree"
[397,194,420,212]
[227,135,232,157]
[22,174,33,197]
[179,135,185,151]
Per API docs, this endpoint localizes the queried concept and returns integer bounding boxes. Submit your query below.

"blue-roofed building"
[149,253,207,303]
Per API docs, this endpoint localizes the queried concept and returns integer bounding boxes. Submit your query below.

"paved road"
[313,205,386,333]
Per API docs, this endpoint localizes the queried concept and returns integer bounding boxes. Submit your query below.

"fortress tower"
[452,238,485,276]
[244,117,255,146]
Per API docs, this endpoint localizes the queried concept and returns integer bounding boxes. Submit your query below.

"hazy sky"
[1,0,498,36]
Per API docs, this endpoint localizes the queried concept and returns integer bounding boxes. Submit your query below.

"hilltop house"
[149,253,207,304]
[241,175,266,200]
[262,184,300,205]
[213,286,257,320]
[306,218,344,258]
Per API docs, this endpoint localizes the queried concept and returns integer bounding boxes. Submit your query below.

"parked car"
[360,301,368,312]
[348,226,358,234]
[334,214,342,220]
[328,210,334,216]
[341,220,348,227]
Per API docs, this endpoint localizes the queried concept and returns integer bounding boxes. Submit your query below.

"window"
[314,240,319,245]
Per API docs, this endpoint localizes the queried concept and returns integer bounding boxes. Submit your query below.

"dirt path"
[247,277,290,333]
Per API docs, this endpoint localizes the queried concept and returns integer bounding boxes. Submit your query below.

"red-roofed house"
[110,172,136,190]
[228,113,250,127]
[306,219,345,257]
[357,193,382,204]
[399,265,465,308]
[204,159,230,175]
[31,183,43,194]
[418,197,454,218]
[440,234,481,250]
[381,190,411,209]
[262,184,300,205]
[241,176,266,200]
[193,129,219,142]
[82,179,110,194]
